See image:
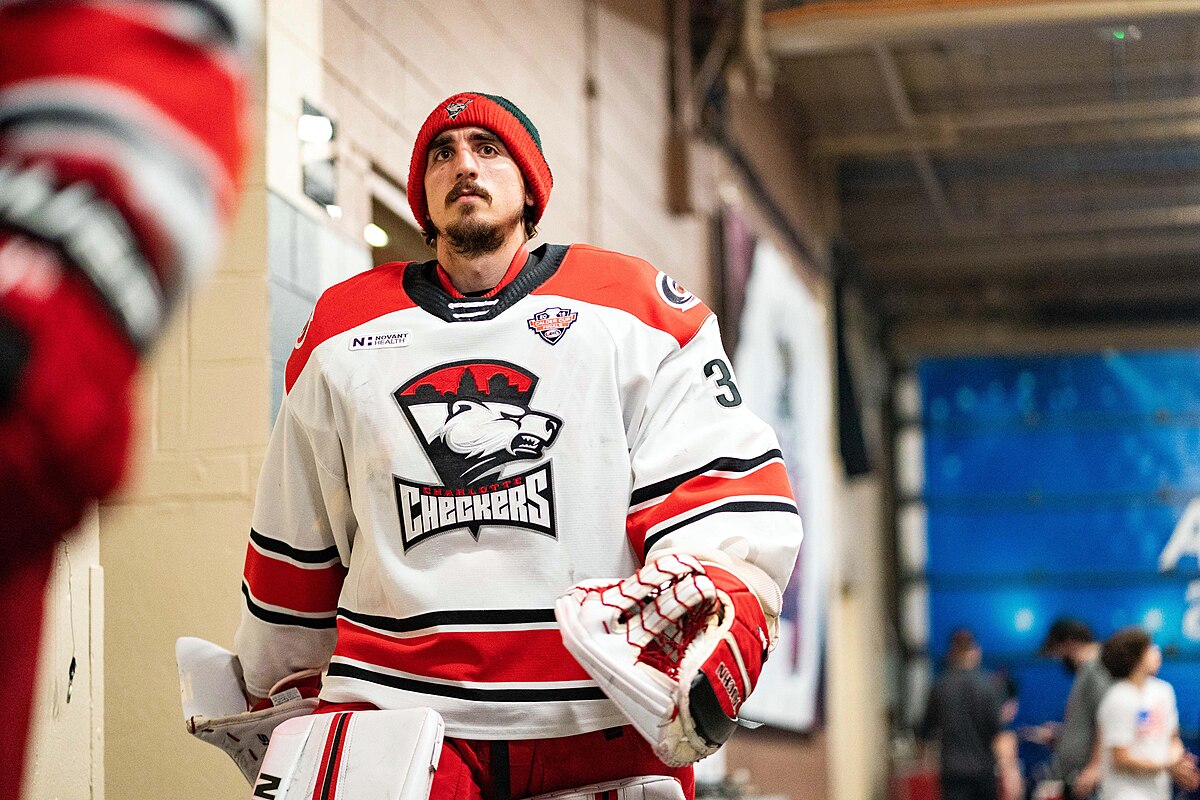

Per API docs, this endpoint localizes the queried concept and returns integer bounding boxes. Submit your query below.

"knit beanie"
[408,92,553,235]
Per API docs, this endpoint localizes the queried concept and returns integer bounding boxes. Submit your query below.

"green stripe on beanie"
[477,92,543,150]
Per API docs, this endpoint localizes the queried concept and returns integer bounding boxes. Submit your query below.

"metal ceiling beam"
[846,178,1200,216]
[952,96,1200,131]
[815,98,1200,157]
[767,0,1200,56]
[841,144,1200,190]
[940,59,1199,92]
[865,228,1200,278]
[849,202,1200,241]
[884,276,1200,308]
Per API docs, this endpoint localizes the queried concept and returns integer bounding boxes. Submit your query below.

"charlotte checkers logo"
[392,360,561,551]
[445,99,472,120]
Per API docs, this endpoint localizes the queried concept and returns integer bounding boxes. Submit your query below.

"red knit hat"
[408,92,553,235]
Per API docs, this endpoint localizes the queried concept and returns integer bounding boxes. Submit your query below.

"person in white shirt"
[1095,627,1199,800]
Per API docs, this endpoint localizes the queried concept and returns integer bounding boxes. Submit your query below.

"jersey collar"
[404,244,568,323]
[434,242,530,299]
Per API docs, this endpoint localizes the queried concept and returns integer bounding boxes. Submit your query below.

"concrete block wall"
[267,192,372,414]
[98,77,271,800]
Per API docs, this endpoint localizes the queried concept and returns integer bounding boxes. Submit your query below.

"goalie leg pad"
[253,708,445,800]
[523,775,686,800]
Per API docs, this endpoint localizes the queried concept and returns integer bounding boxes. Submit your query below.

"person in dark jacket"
[921,629,1023,800]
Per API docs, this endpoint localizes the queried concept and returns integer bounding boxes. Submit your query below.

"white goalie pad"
[252,708,445,800]
[526,775,686,800]
[176,637,319,784]
[554,554,729,767]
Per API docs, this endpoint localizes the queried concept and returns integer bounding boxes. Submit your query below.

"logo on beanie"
[445,99,472,120]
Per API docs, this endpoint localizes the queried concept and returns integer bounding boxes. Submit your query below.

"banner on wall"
[732,238,833,732]
[917,351,1200,737]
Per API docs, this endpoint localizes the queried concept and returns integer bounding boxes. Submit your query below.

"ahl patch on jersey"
[656,271,701,311]
[392,360,562,551]
[527,306,578,345]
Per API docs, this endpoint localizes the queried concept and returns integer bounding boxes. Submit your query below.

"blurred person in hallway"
[1096,627,1199,800]
[920,629,1024,800]
[1030,618,1113,800]
[0,0,255,795]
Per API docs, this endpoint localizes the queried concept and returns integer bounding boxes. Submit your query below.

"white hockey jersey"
[235,242,804,740]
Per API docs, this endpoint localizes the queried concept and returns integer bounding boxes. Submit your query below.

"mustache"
[446,180,491,205]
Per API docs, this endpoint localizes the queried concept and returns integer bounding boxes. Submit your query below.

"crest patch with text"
[527,307,578,345]
[392,360,561,551]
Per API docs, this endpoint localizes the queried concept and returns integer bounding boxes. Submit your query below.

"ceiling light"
[298,113,335,144]
[363,223,389,248]
[1098,25,1142,42]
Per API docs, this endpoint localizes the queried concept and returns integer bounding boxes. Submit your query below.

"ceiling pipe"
[766,0,1200,56]
[741,0,775,100]
[871,44,957,230]
[818,118,1200,158]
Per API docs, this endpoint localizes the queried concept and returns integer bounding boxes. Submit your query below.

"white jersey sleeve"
[234,353,354,698]
[625,313,803,631]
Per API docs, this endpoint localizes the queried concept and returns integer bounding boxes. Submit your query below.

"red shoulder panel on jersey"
[285,263,417,393]
[534,244,713,348]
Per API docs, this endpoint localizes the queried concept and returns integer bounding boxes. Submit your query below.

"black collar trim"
[403,244,569,322]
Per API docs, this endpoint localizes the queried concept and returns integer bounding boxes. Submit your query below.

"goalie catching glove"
[555,553,770,767]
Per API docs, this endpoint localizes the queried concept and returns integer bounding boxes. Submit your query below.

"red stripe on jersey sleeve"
[0,3,247,208]
[243,543,347,614]
[626,462,794,555]
[286,263,417,393]
[534,245,712,348]
[335,619,592,684]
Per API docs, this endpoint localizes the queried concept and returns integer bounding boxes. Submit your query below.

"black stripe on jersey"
[250,529,341,564]
[327,662,607,702]
[339,607,557,633]
[161,0,241,45]
[242,583,337,629]
[404,244,568,323]
[642,500,800,554]
[629,449,784,506]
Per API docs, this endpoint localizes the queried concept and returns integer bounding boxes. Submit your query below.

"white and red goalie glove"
[555,554,771,767]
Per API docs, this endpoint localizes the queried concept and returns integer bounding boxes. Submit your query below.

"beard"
[440,204,525,258]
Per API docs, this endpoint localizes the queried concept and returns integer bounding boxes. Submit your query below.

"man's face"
[1048,643,1079,675]
[424,126,531,255]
